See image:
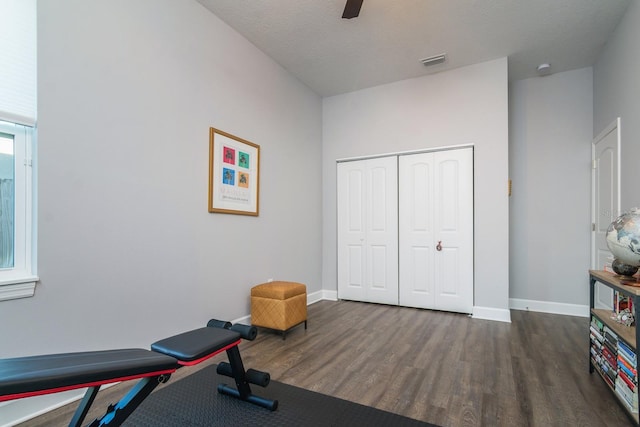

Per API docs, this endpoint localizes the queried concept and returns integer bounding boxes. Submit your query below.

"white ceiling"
[197,0,631,97]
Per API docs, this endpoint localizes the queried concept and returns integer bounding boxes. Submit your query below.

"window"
[0,133,15,268]
[0,121,36,301]
[0,0,37,301]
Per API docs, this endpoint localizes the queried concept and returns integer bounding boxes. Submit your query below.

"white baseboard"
[509,298,589,317]
[231,314,251,325]
[472,306,512,323]
[313,289,337,303]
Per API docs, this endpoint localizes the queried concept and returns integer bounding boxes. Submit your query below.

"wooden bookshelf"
[590,270,640,425]
[590,270,640,296]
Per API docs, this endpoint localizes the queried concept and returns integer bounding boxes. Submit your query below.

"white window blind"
[0,0,37,126]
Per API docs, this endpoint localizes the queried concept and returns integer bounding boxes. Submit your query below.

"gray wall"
[509,67,593,310]
[322,58,511,320]
[0,0,322,357]
[594,0,640,213]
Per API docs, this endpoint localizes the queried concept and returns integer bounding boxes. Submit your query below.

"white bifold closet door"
[337,156,399,305]
[398,148,474,313]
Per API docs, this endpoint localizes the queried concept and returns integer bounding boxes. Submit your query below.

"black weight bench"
[0,320,277,426]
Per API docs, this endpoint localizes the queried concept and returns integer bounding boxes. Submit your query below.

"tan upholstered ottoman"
[251,281,307,339]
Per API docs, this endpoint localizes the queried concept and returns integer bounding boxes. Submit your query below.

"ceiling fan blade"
[342,0,364,19]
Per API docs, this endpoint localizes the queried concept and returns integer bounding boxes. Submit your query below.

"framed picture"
[208,128,260,216]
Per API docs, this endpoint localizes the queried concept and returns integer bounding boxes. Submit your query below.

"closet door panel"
[365,157,398,304]
[338,157,398,305]
[337,163,366,301]
[399,153,435,308]
[399,148,473,313]
[433,148,474,313]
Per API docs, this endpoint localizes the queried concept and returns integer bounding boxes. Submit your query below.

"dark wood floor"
[17,300,634,426]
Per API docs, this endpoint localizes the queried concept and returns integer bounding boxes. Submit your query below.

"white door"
[399,148,474,313]
[592,118,620,310]
[337,156,398,305]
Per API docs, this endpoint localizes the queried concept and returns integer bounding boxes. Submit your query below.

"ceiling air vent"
[420,54,446,67]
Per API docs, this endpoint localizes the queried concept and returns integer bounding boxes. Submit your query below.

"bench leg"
[217,346,278,411]
[226,346,252,399]
[87,374,171,426]
[70,386,100,427]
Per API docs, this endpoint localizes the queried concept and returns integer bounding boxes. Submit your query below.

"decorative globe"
[606,208,640,267]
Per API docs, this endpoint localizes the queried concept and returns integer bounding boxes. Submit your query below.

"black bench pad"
[0,349,178,400]
[151,327,241,363]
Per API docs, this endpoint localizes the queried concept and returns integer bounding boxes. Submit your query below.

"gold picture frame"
[208,128,260,216]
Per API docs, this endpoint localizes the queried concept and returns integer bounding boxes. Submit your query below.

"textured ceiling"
[197,0,631,97]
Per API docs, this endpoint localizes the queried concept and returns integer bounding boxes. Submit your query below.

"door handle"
[436,241,442,251]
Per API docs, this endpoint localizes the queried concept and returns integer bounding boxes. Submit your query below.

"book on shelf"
[592,316,604,330]
[591,336,603,349]
[604,371,615,389]
[590,325,604,343]
[619,360,637,380]
[604,324,619,339]
[615,376,634,398]
[618,353,638,375]
[603,341,617,361]
[619,340,637,365]
[605,334,618,351]
[618,353,638,377]
[604,371,616,389]
[619,369,636,391]
[604,338,617,355]
[615,376,638,412]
